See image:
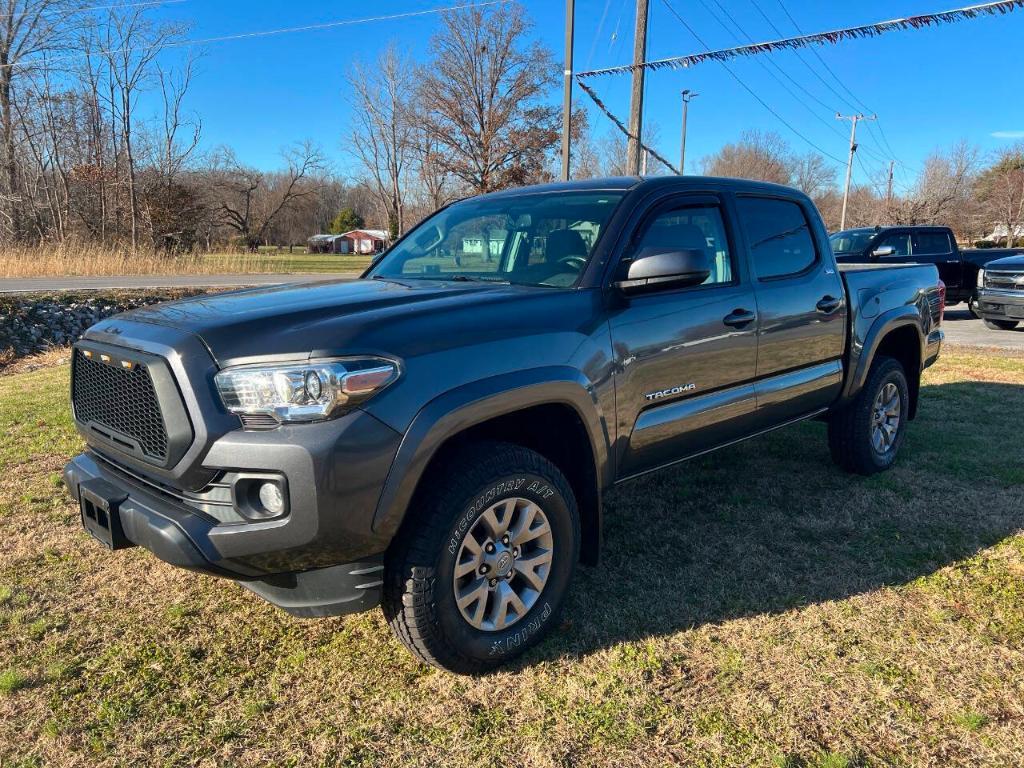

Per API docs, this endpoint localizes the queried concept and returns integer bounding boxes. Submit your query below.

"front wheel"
[828,356,909,476]
[383,441,579,674]
[984,318,1019,330]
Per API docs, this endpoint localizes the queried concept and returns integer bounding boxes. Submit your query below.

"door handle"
[723,309,756,328]
[816,295,842,314]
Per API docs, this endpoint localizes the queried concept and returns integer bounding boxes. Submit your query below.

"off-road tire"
[984,318,1019,330]
[382,440,579,674]
[828,356,909,476]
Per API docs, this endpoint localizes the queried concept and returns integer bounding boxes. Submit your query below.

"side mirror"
[872,245,896,258]
[614,248,712,296]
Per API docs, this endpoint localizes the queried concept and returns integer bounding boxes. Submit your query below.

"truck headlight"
[977,268,985,288]
[214,357,399,423]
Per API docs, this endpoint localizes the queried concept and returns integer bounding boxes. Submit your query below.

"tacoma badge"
[644,383,696,401]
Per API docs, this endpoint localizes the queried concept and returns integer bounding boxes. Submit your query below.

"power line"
[584,0,613,70]
[578,0,1024,79]
[10,1,502,70]
[657,0,848,165]
[695,0,888,163]
[768,0,911,171]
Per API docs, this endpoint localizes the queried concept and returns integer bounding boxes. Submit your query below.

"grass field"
[1,349,1022,767]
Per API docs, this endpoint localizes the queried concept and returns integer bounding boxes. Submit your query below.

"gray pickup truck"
[64,177,944,673]
[977,252,1024,330]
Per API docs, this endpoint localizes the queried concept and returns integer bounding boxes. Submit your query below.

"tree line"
[2,0,1020,254]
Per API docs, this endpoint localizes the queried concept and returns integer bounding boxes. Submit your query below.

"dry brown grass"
[0,242,269,278]
[0,346,71,377]
[0,243,371,278]
[0,349,1022,767]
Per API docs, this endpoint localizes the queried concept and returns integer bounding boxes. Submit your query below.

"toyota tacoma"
[64,177,945,673]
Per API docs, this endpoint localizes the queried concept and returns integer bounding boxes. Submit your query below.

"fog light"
[258,482,285,516]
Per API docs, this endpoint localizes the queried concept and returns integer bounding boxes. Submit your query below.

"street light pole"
[679,90,698,175]
[560,0,575,181]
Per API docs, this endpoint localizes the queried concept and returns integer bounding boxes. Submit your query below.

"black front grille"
[73,350,169,461]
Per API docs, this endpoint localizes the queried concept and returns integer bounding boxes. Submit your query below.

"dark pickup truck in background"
[64,177,944,673]
[829,225,1024,317]
[977,252,1024,330]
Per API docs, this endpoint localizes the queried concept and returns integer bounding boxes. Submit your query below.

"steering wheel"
[557,255,587,271]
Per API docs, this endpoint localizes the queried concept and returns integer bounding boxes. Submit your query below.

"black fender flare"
[370,366,612,550]
[840,305,926,406]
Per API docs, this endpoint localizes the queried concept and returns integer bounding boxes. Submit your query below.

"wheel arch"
[372,367,612,566]
[842,308,925,419]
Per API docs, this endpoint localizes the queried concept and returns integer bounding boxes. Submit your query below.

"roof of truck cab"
[476,175,808,199]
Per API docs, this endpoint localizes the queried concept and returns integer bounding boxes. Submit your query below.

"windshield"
[829,230,876,255]
[368,191,625,288]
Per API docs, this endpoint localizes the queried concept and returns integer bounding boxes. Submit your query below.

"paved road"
[943,305,1024,351]
[0,273,357,293]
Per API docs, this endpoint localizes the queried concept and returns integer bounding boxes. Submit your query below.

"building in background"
[307,230,391,254]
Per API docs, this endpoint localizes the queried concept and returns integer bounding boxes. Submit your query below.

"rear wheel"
[383,441,579,674]
[984,318,1019,330]
[828,356,909,476]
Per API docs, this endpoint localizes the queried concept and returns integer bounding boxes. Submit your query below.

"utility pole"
[886,160,895,204]
[836,113,876,230]
[679,89,698,175]
[560,0,575,181]
[626,0,650,175]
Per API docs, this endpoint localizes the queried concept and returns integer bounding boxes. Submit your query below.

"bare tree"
[792,152,836,200]
[346,45,415,239]
[893,140,979,225]
[700,130,793,185]
[419,1,559,193]
[102,9,185,250]
[977,144,1024,247]
[0,0,84,237]
[211,142,325,251]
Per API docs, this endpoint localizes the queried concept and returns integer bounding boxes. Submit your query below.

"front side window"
[876,233,911,257]
[829,229,875,255]
[736,197,817,279]
[912,231,952,256]
[629,205,734,286]
[368,192,624,288]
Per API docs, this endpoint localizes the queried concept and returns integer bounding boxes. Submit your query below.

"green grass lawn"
[1,350,1022,766]
[201,248,373,274]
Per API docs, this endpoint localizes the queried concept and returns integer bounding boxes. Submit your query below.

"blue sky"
[143,0,1024,193]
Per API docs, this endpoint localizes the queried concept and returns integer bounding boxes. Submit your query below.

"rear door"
[610,192,760,477]
[733,194,848,425]
[911,229,962,290]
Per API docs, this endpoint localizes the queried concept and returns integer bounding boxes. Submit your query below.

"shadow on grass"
[532,381,1024,663]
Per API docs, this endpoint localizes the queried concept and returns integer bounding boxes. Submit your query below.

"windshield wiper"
[446,275,511,284]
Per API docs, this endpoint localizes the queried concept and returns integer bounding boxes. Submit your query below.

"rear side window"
[736,197,817,279]
[912,231,952,255]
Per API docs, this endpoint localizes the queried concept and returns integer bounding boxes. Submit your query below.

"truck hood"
[984,253,1024,271]
[100,277,591,365]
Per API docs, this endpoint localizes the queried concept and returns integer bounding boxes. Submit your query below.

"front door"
[610,194,759,478]
[734,194,848,425]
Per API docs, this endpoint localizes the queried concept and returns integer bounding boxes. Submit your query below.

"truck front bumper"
[978,289,1024,321]
[64,407,404,617]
